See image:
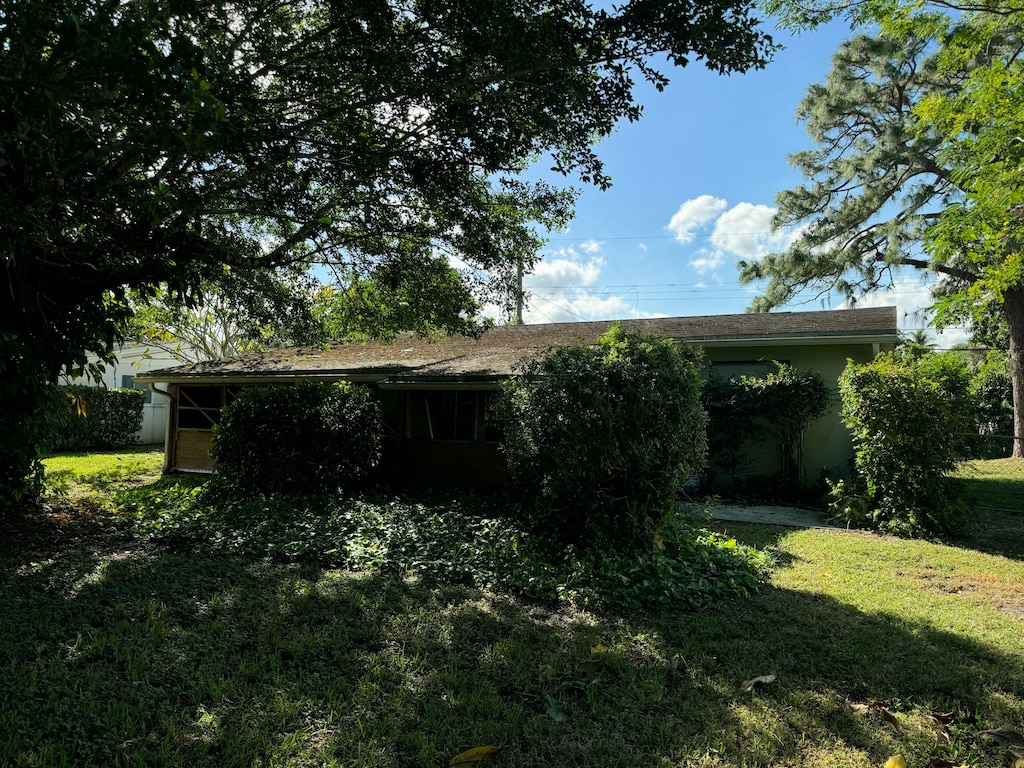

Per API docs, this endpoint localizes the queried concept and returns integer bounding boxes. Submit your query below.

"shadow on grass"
[949,506,1024,561]
[957,468,1024,514]
[706,520,804,568]
[2,540,1021,767]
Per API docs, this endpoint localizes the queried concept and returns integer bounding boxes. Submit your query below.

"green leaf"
[543,694,568,722]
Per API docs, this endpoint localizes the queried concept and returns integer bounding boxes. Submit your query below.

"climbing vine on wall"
[703,362,831,496]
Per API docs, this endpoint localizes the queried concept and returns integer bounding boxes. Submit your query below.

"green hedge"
[831,351,976,535]
[500,324,707,550]
[46,385,145,451]
[971,350,1013,457]
[211,382,383,495]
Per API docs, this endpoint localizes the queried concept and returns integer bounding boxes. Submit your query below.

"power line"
[531,293,588,321]
[546,227,806,243]
[526,282,941,292]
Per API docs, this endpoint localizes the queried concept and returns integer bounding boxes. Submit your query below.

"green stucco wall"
[701,340,892,486]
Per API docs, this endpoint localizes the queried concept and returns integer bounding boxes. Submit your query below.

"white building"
[69,343,181,446]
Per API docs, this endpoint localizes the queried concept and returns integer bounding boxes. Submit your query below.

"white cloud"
[667,195,728,244]
[669,198,803,274]
[689,248,724,273]
[710,202,791,260]
[476,244,667,324]
[524,292,666,323]
[527,253,602,290]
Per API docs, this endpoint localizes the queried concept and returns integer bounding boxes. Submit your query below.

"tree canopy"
[0,0,774,500]
[125,269,326,364]
[740,8,1024,454]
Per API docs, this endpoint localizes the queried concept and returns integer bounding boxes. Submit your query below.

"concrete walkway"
[706,503,841,529]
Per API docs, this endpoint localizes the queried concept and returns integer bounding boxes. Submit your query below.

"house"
[66,342,184,445]
[134,306,898,485]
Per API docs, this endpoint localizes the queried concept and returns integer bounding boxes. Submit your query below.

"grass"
[955,457,1024,512]
[41,446,165,497]
[1,451,1022,767]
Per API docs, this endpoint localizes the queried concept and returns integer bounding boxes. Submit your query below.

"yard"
[0,451,1022,767]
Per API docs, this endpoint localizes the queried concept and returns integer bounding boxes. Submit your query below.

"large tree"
[739,12,1024,455]
[126,268,327,364]
[0,0,773,500]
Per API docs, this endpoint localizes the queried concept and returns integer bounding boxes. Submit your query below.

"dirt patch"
[997,601,1024,619]
[707,504,840,529]
[0,501,136,562]
[907,568,1024,618]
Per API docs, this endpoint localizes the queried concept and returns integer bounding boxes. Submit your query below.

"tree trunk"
[1003,287,1024,458]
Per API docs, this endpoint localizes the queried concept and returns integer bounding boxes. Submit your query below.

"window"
[405,390,502,442]
[708,360,789,381]
[121,374,152,404]
[482,392,504,442]
[176,386,238,430]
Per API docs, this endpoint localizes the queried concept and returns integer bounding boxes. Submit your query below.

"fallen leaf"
[979,728,1024,746]
[742,674,776,691]
[1014,758,1024,768]
[449,746,502,765]
[670,654,679,672]
[878,709,902,731]
[576,660,603,675]
[543,694,568,723]
[929,710,977,726]
[591,644,607,654]
[850,699,890,713]
[884,755,907,768]
[923,715,950,743]
[925,758,970,768]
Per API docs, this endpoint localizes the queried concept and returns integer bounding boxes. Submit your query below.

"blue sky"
[510,18,968,346]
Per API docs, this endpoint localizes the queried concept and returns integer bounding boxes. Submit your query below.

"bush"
[500,323,707,550]
[211,381,383,494]
[45,385,145,451]
[971,350,1013,457]
[703,362,831,497]
[831,351,976,535]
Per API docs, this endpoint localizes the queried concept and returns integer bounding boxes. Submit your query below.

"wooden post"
[513,257,524,325]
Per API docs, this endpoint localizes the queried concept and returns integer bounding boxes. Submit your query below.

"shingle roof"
[135,306,897,383]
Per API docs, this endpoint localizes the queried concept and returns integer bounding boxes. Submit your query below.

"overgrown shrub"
[831,351,976,535]
[971,350,1013,457]
[46,385,145,451]
[212,381,383,494]
[1,389,53,508]
[500,324,706,550]
[703,362,831,497]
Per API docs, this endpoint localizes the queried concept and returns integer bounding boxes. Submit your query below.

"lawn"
[0,453,1022,767]
[40,446,166,498]
[955,457,1024,512]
